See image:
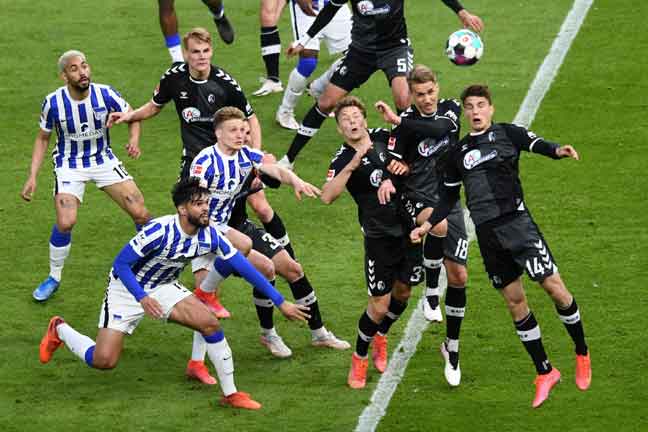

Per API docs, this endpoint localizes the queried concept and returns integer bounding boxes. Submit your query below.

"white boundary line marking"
[355,2,594,430]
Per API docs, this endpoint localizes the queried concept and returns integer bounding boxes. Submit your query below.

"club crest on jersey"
[357,0,390,16]
[418,136,449,157]
[208,94,215,104]
[369,169,383,187]
[92,107,107,121]
[463,149,497,170]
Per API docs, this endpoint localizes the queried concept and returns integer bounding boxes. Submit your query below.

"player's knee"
[92,352,119,370]
[392,281,411,302]
[368,297,389,320]
[297,56,318,78]
[259,258,275,280]
[429,219,448,237]
[284,260,303,282]
[237,236,253,256]
[447,266,468,287]
[252,205,273,224]
[317,95,336,113]
[56,217,76,232]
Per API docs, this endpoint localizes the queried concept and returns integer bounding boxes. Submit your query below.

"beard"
[70,79,90,92]
[187,212,209,228]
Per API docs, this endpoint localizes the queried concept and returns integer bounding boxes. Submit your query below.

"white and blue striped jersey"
[39,83,130,169]
[124,214,236,291]
[190,144,264,225]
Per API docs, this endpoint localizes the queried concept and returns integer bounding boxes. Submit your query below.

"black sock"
[377,297,408,335]
[556,298,588,356]
[445,285,466,340]
[253,283,275,330]
[260,26,280,81]
[263,212,295,258]
[289,275,323,330]
[356,311,380,357]
[423,234,444,309]
[202,0,223,17]
[515,311,552,375]
[286,104,328,162]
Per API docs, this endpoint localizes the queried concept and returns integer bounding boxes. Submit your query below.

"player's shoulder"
[210,65,242,89]
[439,98,461,117]
[193,145,217,165]
[240,145,263,160]
[368,127,390,140]
[159,62,188,82]
[330,143,352,163]
[399,106,415,118]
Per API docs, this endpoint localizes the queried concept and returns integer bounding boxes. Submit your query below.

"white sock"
[200,268,225,293]
[168,45,184,63]
[49,243,71,282]
[261,326,277,337]
[311,326,327,339]
[310,57,342,97]
[57,323,95,362]
[205,336,237,396]
[280,69,308,112]
[191,331,207,361]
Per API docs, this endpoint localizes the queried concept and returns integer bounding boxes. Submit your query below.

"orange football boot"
[186,360,217,385]
[575,352,591,390]
[220,391,262,410]
[39,316,65,364]
[532,368,561,408]
[371,334,388,373]
[348,353,369,389]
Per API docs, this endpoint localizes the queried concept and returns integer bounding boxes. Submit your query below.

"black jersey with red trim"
[152,63,254,162]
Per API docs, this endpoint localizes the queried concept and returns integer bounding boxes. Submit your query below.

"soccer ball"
[445,29,483,66]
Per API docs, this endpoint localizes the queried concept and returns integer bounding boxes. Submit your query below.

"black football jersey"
[388,99,461,204]
[444,123,552,226]
[327,129,404,237]
[152,63,254,162]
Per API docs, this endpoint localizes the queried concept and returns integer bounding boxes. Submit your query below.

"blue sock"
[203,329,225,343]
[297,57,318,78]
[50,224,71,247]
[84,345,96,367]
[165,33,181,48]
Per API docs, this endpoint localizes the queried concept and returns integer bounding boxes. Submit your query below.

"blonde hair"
[213,106,246,130]
[407,64,438,89]
[58,50,86,73]
[182,27,212,49]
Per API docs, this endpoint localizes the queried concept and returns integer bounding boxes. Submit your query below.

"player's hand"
[556,145,579,160]
[126,140,141,159]
[295,0,316,16]
[107,112,130,128]
[410,221,432,243]
[377,179,396,205]
[286,42,304,58]
[458,10,484,33]
[387,159,409,176]
[279,301,311,322]
[21,177,37,202]
[348,142,373,171]
[262,152,278,164]
[375,101,401,125]
[140,296,164,319]
[293,179,322,200]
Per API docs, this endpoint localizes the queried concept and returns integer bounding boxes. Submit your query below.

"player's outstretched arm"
[441,0,484,32]
[21,129,51,202]
[556,145,580,160]
[258,164,321,200]
[247,114,263,149]
[125,108,142,159]
[107,101,162,127]
[287,0,343,57]
[375,101,401,125]
[321,142,372,204]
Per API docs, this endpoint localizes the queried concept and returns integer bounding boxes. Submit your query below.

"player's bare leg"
[170,295,261,409]
[272,250,350,350]
[254,0,287,96]
[541,273,590,390]
[390,76,411,112]
[102,180,151,228]
[33,193,79,301]
[158,0,183,63]
[500,278,560,407]
[281,82,348,168]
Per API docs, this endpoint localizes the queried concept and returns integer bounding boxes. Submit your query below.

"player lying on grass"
[39,177,309,410]
[411,84,591,408]
[321,96,422,389]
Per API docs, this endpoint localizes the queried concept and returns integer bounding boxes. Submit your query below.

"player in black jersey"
[374,65,468,386]
[412,85,591,408]
[277,0,483,169]
[321,96,422,389]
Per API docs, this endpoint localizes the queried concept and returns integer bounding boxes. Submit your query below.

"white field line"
[355,2,594,431]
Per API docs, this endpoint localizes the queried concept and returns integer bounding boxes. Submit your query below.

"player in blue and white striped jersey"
[21,50,151,302]
[39,178,309,410]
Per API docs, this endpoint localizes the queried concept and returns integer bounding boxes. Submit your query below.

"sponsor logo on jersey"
[357,0,390,16]
[326,169,335,181]
[418,136,449,157]
[180,91,188,99]
[388,136,396,150]
[369,169,383,187]
[181,107,212,123]
[463,149,498,170]
[193,165,203,175]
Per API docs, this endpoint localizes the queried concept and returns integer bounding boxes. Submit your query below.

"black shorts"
[364,235,423,297]
[235,219,284,259]
[476,212,558,289]
[330,42,414,92]
[402,196,469,265]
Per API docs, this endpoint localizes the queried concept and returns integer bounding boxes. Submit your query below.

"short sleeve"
[210,227,237,259]
[503,123,543,152]
[129,223,164,256]
[152,71,175,106]
[39,97,54,132]
[105,87,130,113]
[326,147,353,181]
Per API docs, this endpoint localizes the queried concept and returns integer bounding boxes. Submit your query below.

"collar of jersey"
[174,214,195,238]
[213,143,242,160]
[189,75,208,84]
[63,85,92,104]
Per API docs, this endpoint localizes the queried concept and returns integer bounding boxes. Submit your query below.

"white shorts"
[290,1,352,54]
[54,158,132,202]
[98,275,192,335]
[192,252,216,273]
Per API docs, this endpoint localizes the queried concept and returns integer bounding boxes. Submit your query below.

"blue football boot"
[33,276,60,302]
